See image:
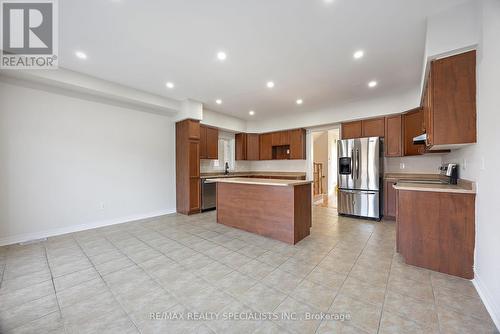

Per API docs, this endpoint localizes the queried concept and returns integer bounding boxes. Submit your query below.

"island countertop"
[210,177,312,187]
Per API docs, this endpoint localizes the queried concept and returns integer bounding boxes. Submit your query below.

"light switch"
[400,163,405,169]
[480,157,486,170]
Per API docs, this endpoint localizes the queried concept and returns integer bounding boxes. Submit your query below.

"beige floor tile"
[273,296,322,334]
[340,276,386,307]
[305,266,347,289]
[316,319,369,334]
[379,310,436,334]
[383,290,439,332]
[291,279,338,311]
[437,306,497,334]
[387,274,434,304]
[261,268,303,293]
[238,283,287,313]
[330,294,382,334]
[256,251,289,267]
[216,271,259,297]
[434,286,491,321]
[238,259,276,280]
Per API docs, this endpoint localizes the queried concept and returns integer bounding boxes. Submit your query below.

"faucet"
[224,162,230,175]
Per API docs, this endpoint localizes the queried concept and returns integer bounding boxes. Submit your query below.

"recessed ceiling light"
[217,51,227,61]
[296,99,303,105]
[249,110,255,116]
[166,82,175,89]
[75,51,87,59]
[215,99,222,105]
[266,81,275,88]
[353,50,364,59]
[368,80,378,88]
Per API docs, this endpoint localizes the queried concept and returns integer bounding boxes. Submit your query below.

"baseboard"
[0,208,177,247]
[473,274,500,331]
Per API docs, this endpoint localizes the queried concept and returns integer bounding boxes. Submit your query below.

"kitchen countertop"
[384,173,443,180]
[393,179,476,194]
[210,177,312,187]
[201,171,306,179]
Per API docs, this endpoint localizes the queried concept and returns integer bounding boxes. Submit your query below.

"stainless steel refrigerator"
[337,137,382,220]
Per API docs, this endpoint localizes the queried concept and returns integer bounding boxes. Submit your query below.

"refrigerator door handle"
[351,149,355,179]
[356,148,360,179]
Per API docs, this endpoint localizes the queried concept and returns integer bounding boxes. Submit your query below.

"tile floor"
[0,207,497,334]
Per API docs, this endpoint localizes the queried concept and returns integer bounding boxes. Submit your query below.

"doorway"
[311,127,340,208]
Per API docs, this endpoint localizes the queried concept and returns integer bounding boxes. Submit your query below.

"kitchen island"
[212,178,312,244]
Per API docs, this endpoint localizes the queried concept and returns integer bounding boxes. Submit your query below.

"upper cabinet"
[385,115,403,157]
[257,129,306,160]
[236,133,260,161]
[259,133,273,160]
[341,121,362,139]
[289,129,306,160]
[423,50,476,149]
[403,108,425,156]
[341,118,385,139]
[199,125,218,159]
[362,118,385,137]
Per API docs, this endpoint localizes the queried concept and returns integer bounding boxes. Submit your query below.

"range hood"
[413,133,427,145]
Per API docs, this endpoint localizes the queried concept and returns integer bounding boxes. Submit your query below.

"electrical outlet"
[462,158,467,170]
[400,162,405,169]
[480,157,486,170]
[99,202,105,210]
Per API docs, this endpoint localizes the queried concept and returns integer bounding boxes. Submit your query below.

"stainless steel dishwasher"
[201,178,216,211]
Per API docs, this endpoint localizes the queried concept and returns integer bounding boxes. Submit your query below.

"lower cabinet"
[396,190,475,279]
[384,179,397,219]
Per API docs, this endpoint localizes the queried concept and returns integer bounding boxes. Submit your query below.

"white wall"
[202,109,246,133]
[313,132,329,193]
[441,0,500,327]
[0,80,176,245]
[246,87,419,133]
[425,0,480,59]
[420,0,481,96]
[327,129,340,195]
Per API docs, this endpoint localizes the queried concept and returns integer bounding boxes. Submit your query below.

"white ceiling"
[59,0,465,120]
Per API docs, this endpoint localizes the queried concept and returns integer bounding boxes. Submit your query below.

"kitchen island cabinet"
[213,178,312,244]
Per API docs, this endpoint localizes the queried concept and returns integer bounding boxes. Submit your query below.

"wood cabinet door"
[260,133,273,160]
[206,127,218,159]
[187,120,200,140]
[341,121,362,139]
[431,50,476,146]
[189,178,200,212]
[199,125,207,159]
[290,129,306,159]
[246,134,260,160]
[403,108,425,156]
[280,131,291,145]
[384,180,397,219]
[235,133,247,160]
[423,69,434,146]
[271,132,281,146]
[384,115,402,157]
[188,141,200,178]
[362,118,385,137]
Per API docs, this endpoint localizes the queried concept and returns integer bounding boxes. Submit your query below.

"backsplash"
[384,155,443,174]
[201,159,307,173]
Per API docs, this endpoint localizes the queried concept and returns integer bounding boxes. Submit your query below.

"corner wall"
[0,80,177,246]
[442,0,500,328]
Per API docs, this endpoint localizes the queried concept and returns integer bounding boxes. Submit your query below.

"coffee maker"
[440,163,459,184]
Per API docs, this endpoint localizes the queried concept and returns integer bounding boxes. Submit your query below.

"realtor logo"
[1,0,58,69]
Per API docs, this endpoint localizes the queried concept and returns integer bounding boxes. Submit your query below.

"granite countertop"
[393,180,476,194]
[200,171,306,179]
[210,177,312,187]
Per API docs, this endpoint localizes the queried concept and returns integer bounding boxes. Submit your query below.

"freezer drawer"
[338,189,380,219]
